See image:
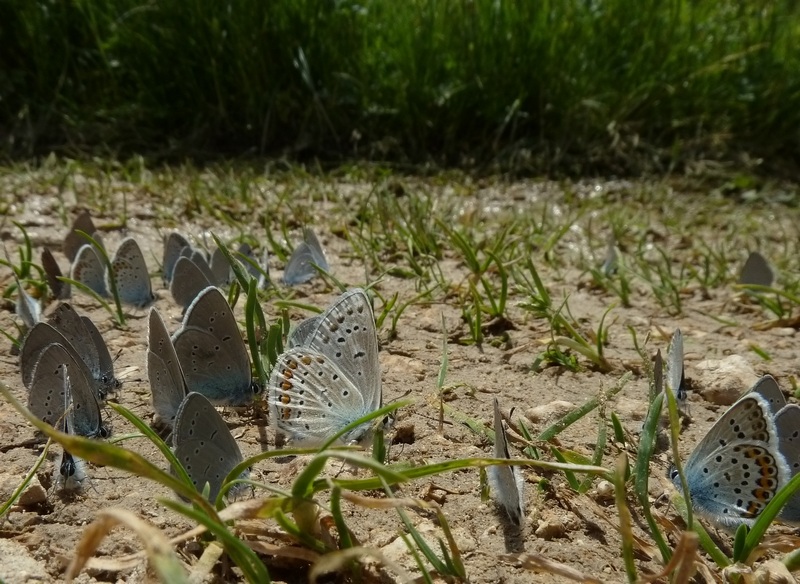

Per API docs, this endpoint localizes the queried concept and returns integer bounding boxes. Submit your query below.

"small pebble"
[694,355,758,405]
[17,477,47,506]
[525,401,575,423]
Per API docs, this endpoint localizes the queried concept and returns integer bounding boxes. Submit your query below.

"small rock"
[382,354,426,381]
[17,476,47,507]
[694,355,758,405]
[592,480,614,504]
[525,401,575,423]
[535,518,566,539]
[391,424,415,445]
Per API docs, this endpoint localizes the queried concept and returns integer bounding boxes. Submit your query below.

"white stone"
[693,355,758,405]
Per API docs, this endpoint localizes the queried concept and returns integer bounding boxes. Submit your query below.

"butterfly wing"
[665,329,686,401]
[147,308,187,427]
[269,347,376,444]
[739,251,774,287]
[48,303,101,381]
[64,355,105,438]
[111,237,154,307]
[170,256,212,310]
[172,393,245,501]
[282,242,317,285]
[80,315,120,395]
[303,228,329,271]
[187,248,217,283]
[72,244,108,297]
[210,247,232,287]
[775,404,800,523]
[306,288,381,413]
[14,277,41,329]
[28,342,103,437]
[286,315,323,349]
[163,232,190,284]
[172,287,254,406]
[488,398,525,525]
[676,391,791,529]
[28,343,71,426]
[750,374,786,414]
[20,323,70,388]
[63,211,97,262]
[42,247,71,299]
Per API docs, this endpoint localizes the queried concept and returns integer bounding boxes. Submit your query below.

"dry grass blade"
[189,542,224,584]
[750,560,796,584]
[746,534,800,565]
[245,541,320,563]
[66,508,186,583]
[499,552,603,583]
[83,498,277,572]
[636,531,699,583]
[309,546,415,584]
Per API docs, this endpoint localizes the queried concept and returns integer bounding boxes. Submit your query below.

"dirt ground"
[1,169,799,583]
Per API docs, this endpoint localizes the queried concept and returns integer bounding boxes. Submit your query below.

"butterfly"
[282,228,329,286]
[163,231,191,285]
[739,251,774,287]
[71,243,108,297]
[170,255,212,311]
[54,370,91,492]
[14,276,41,330]
[268,288,381,444]
[488,398,525,525]
[42,247,71,299]
[109,237,155,307]
[62,210,98,263]
[21,304,119,400]
[671,375,796,530]
[171,392,248,502]
[665,328,687,403]
[172,286,259,406]
[147,307,188,429]
[27,343,108,438]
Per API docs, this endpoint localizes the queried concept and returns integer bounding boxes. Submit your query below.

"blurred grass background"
[2,0,799,174]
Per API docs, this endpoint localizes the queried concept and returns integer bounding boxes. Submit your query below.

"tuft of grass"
[4,1,800,172]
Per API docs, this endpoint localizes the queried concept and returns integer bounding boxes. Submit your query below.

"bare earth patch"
[1,165,799,583]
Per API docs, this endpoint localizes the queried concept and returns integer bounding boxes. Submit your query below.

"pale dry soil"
[0,171,799,583]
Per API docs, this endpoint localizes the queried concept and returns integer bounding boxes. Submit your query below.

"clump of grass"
[4,1,800,172]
